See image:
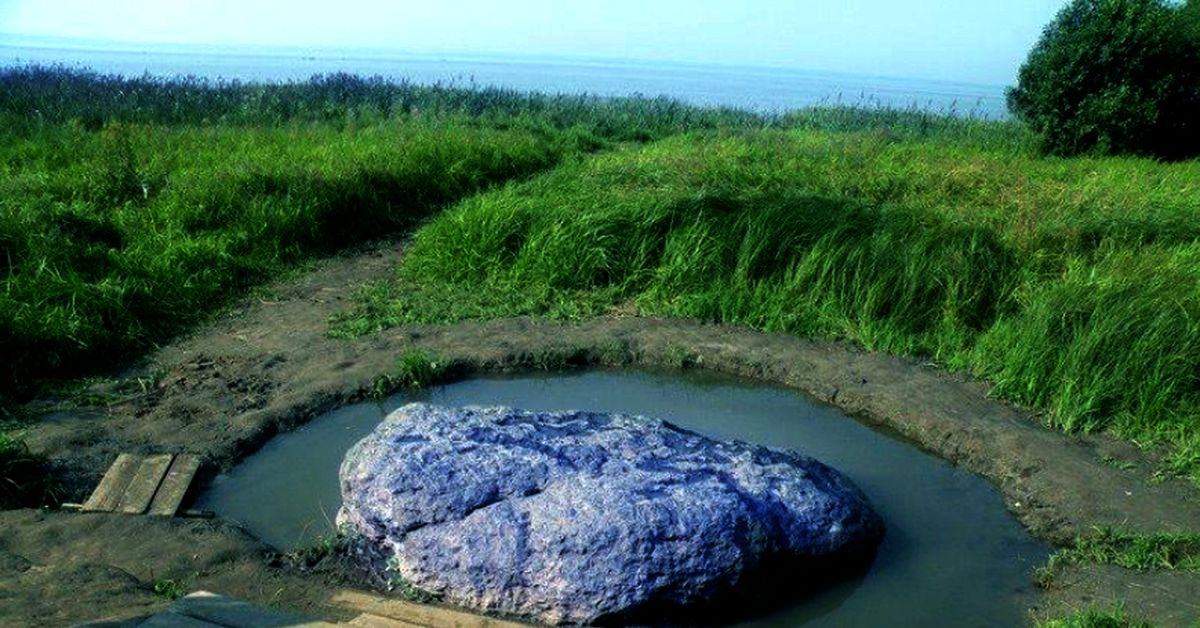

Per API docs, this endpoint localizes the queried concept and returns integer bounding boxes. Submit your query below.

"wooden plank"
[81,454,144,513]
[330,590,530,628]
[347,613,425,628]
[172,591,338,627]
[138,611,224,628]
[114,454,174,515]
[148,454,202,517]
[71,613,155,627]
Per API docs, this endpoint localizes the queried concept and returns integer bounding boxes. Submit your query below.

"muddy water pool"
[197,369,1047,627]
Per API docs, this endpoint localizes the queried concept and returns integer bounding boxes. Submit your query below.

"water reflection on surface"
[198,369,1046,627]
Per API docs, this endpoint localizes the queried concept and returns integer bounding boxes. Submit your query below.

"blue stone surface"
[338,402,883,625]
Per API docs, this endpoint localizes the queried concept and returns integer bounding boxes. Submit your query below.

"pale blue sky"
[0,0,1068,85]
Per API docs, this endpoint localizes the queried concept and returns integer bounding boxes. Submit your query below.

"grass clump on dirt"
[371,350,451,396]
[1045,528,1200,574]
[331,278,617,337]
[342,128,1200,481]
[152,578,186,600]
[1038,606,1152,628]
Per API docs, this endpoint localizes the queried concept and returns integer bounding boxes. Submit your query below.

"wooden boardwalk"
[331,590,528,627]
[78,590,530,627]
[82,453,202,517]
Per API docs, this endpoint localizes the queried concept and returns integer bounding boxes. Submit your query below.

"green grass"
[5,64,1199,517]
[340,128,1200,480]
[0,117,573,394]
[370,349,451,397]
[152,578,186,600]
[1038,606,1152,628]
[286,532,346,569]
[0,65,766,139]
[331,278,617,338]
[2,66,1019,396]
[1046,528,1200,574]
[2,64,803,401]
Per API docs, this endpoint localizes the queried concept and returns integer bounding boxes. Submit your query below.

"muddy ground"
[3,239,1200,627]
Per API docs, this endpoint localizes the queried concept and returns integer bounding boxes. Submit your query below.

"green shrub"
[1007,0,1200,158]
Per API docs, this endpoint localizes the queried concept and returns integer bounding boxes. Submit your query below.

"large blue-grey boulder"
[337,403,883,625]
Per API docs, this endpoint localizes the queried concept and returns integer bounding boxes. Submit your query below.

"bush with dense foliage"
[1007,0,1200,158]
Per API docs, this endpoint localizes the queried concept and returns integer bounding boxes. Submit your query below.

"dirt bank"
[5,240,1200,627]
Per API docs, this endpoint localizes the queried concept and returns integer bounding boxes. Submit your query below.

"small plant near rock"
[371,350,449,397]
[152,578,185,600]
[384,557,439,604]
[394,350,440,390]
[286,532,346,569]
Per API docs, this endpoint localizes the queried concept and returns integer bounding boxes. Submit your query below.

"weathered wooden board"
[171,591,338,627]
[148,454,202,517]
[331,590,530,628]
[346,613,425,628]
[80,452,206,516]
[81,453,144,513]
[138,611,224,627]
[71,613,157,627]
[115,454,174,514]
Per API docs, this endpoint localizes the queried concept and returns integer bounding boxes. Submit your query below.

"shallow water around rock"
[197,369,1048,627]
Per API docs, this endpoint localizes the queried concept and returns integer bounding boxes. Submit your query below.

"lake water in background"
[1,43,1010,118]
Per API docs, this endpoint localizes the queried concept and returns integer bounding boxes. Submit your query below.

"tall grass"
[0,65,1146,504]
[0,64,765,141]
[0,65,1030,397]
[0,116,573,393]
[349,129,1200,479]
[0,65,1024,148]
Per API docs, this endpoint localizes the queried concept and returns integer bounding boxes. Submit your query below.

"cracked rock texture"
[337,402,883,625]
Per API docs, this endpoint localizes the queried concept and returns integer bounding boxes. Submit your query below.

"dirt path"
[5,240,1200,627]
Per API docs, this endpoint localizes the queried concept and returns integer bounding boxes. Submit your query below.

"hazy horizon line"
[0,32,1012,90]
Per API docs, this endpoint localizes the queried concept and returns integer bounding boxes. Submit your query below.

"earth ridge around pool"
[337,402,885,625]
[12,239,1200,627]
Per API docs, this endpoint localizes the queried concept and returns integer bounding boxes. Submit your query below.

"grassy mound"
[343,129,1200,479]
[9,66,970,506]
[0,117,571,391]
[0,65,1025,396]
[0,64,776,397]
